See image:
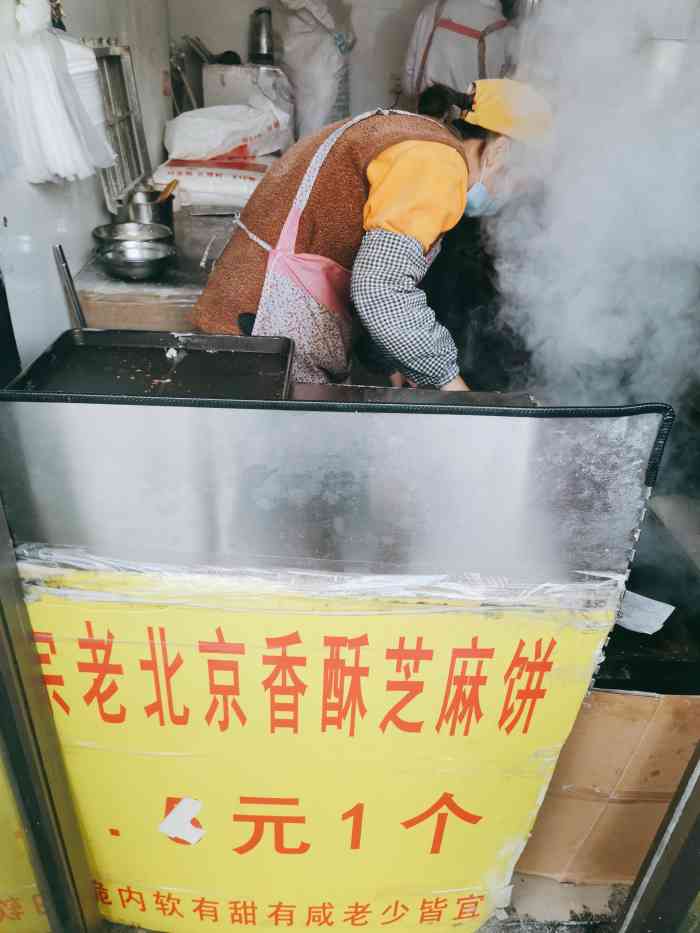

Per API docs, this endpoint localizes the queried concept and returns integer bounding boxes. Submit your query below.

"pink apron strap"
[239,109,449,317]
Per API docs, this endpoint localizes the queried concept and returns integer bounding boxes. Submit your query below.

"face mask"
[465,180,504,218]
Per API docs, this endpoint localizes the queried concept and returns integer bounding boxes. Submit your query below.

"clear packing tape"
[0,28,114,183]
[17,544,625,617]
[15,544,624,933]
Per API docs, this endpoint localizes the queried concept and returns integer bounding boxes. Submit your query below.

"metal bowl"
[97,241,176,282]
[92,222,173,245]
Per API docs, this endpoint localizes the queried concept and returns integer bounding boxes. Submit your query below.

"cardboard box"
[517,689,700,884]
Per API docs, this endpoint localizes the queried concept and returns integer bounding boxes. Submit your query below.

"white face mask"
[465,142,512,218]
[465,180,504,217]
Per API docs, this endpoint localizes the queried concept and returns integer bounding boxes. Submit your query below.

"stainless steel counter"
[0,385,672,583]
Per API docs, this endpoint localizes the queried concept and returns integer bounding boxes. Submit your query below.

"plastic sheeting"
[16,544,622,933]
[165,103,292,161]
[0,29,114,184]
[16,544,625,615]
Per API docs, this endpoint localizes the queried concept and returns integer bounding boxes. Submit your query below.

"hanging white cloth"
[0,27,114,183]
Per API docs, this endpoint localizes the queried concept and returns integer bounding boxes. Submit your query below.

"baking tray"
[4,330,294,402]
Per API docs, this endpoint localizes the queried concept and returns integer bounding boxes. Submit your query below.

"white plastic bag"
[280,0,355,138]
[153,156,276,209]
[0,29,114,184]
[61,35,108,130]
[164,101,292,160]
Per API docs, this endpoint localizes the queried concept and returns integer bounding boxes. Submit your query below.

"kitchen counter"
[76,208,237,331]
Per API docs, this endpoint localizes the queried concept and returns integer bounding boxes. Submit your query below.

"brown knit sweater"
[192,113,467,335]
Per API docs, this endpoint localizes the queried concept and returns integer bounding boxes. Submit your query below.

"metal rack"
[94,45,152,214]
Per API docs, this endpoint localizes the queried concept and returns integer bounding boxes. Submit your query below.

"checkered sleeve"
[351,229,460,388]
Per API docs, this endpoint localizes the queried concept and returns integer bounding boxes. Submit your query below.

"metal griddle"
[6,330,295,402]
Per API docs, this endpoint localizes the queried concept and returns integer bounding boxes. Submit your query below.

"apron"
[239,109,445,384]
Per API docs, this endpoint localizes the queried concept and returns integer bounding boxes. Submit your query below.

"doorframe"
[0,496,102,932]
[615,743,700,933]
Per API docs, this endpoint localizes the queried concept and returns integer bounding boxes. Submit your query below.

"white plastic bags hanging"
[0,29,115,184]
[280,0,356,139]
[61,35,110,135]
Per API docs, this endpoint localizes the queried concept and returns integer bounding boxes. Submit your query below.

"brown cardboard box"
[517,689,700,884]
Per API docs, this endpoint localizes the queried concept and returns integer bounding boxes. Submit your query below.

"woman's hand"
[390,372,470,391]
[389,372,417,388]
[441,375,471,391]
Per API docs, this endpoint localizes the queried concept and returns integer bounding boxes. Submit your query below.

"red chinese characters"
[0,898,23,921]
[321,635,369,738]
[33,631,70,715]
[233,797,310,855]
[229,900,258,925]
[343,903,371,927]
[436,637,494,737]
[140,626,190,726]
[28,620,562,742]
[419,898,447,924]
[268,903,296,927]
[154,891,184,917]
[77,621,126,723]
[454,895,485,921]
[306,902,334,927]
[117,886,146,913]
[380,637,434,733]
[262,632,307,734]
[499,638,557,735]
[380,901,410,926]
[93,881,112,906]
[193,897,220,922]
[402,792,482,854]
[198,627,246,731]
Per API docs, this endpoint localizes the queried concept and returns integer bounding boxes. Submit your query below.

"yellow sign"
[21,568,614,932]
[0,760,49,932]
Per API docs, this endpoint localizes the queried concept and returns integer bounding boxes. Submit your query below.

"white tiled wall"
[166,0,427,115]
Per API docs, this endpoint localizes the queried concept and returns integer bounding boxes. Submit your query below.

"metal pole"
[0,496,103,932]
[53,244,87,330]
[615,743,700,933]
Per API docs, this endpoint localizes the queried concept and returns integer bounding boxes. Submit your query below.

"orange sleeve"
[363,141,468,253]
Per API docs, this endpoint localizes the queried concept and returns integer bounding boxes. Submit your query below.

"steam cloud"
[491,0,700,408]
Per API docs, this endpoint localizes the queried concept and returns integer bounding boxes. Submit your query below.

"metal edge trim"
[0,396,675,491]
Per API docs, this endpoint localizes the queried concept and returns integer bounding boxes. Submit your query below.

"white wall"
[110,2,172,168]
[0,0,170,366]
[166,0,425,115]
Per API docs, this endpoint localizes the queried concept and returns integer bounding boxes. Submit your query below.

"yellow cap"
[464,79,552,142]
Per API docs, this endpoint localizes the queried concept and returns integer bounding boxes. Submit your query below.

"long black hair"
[418,83,492,140]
